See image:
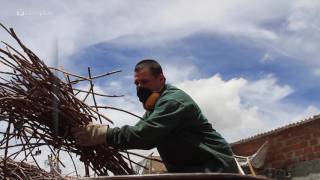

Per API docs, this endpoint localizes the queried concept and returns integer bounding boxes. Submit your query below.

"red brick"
[267,155,276,162]
[313,131,320,137]
[304,147,313,154]
[313,145,320,152]
[276,154,285,161]
[300,134,311,140]
[315,152,320,158]
[294,149,303,157]
[307,153,316,160]
[282,146,293,153]
[297,141,308,149]
[283,133,292,139]
[310,139,318,145]
[286,151,293,158]
[299,156,307,162]
[286,138,297,146]
[271,162,283,168]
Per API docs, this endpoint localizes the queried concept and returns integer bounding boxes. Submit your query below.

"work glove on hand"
[71,123,108,146]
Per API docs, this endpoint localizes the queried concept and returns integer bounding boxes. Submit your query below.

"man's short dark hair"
[134,59,163,77]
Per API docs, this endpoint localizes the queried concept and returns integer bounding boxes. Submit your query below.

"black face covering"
[136,86,153,103]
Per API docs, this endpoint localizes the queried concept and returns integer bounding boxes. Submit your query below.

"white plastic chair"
[234,140,269,176]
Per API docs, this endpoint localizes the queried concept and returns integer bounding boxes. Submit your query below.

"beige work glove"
[71,123,108,146]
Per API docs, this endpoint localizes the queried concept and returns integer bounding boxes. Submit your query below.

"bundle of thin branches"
[0,157,62,180]
[0,23,140,177]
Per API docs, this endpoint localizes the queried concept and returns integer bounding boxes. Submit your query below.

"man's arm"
[107,99,185,150]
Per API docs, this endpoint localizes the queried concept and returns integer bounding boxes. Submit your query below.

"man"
[72,59,238,173]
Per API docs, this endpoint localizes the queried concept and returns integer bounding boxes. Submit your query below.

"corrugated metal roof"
[231,114,320,145]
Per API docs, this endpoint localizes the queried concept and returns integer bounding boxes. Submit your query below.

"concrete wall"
[290,159,320,180]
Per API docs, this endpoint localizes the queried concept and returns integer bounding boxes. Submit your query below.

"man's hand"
[71,123,108,146]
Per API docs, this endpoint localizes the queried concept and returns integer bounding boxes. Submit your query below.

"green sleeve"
[106,99,185,150]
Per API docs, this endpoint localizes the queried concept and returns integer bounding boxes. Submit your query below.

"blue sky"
[1,0,320,175]
[69,32,320,109]
[1,0,319,139]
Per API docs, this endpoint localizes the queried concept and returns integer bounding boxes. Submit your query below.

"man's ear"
[159,73,165,83]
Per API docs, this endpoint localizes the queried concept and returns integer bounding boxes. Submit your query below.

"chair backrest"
[250,141,270,168]
[233,156,245,175]
[233,140,270,175]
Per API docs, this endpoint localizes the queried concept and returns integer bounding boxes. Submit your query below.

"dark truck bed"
[80,173,270,180]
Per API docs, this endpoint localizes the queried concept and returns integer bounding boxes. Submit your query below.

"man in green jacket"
[72,59,238,173]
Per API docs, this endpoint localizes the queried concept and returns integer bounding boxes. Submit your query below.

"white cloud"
[270,0,320,65]
[313,68,320,77]
[163,61,201,84]
[240,74,293,104]
[3,0,320,68]
[289,105,320,122]
[175,74,319,142]
[260,53,274,63]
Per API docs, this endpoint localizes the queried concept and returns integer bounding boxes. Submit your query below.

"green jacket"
[106,84,238,173]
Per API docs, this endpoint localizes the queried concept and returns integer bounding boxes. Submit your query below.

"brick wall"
[231,118,320,169]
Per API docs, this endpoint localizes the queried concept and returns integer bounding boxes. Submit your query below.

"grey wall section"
[290,159,320,180]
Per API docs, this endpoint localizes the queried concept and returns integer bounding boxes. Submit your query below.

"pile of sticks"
[0,157,61,179]
[0,23,145,177]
